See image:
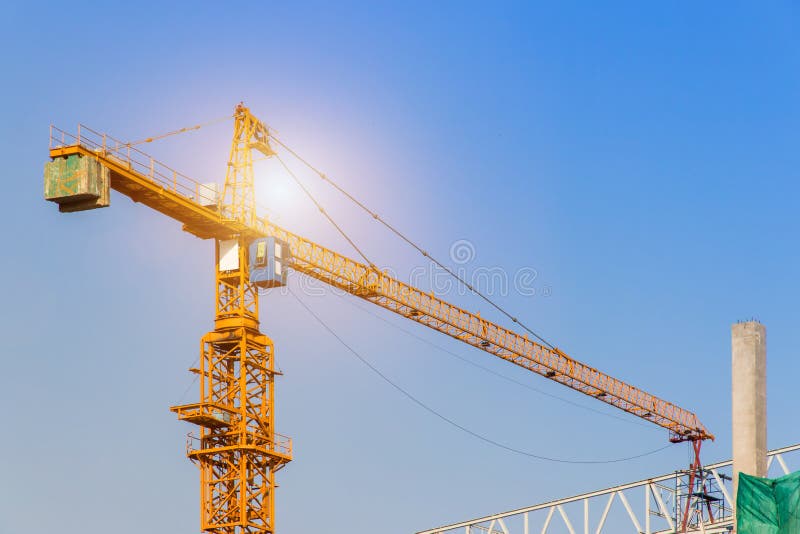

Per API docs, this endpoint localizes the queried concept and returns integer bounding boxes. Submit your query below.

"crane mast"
[222,104,274,227]
[171,105,290,534]
[44,105,713,534]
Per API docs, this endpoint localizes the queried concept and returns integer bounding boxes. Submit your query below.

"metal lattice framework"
[46,109,713,534]
[171,238,291,533]
[417,443,800,534]
[170,106,290,534]
[261,220,711,442]
[221,103,274,227]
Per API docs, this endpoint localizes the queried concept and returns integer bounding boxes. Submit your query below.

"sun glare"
[255,167,298,217]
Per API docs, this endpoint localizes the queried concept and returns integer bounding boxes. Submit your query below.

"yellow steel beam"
[263,220,713,443]
[48,139,713,443]
[49,144,252,240]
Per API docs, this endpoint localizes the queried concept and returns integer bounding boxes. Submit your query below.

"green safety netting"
[737,471,800,533]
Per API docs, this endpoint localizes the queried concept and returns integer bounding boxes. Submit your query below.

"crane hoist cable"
[288,285,675,464]
[271,135,558,351]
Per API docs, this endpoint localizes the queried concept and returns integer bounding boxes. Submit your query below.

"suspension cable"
[289,286,674,464]
[272,135,557,350]
[332,290,658,431]
[271,154,651,430]
[275,155,377,269]
[125,115,233,147]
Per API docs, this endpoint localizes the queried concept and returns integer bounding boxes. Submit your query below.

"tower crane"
[44,104,714,534]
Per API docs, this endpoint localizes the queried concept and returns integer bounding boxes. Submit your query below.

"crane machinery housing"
[44,103,713,534]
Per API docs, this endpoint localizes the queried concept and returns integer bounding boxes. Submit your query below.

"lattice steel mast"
[171,104,289,534]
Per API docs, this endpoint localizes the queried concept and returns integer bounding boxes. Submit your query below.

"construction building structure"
[418,442,797,534]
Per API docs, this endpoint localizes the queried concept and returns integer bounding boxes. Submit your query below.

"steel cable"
[272,135,557,350]
[289,286,675,464]
[125,115,233,147]
[331,290,659,431]
[275,154,377,269]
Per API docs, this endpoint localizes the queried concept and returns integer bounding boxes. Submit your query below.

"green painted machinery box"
[44,154,110,212]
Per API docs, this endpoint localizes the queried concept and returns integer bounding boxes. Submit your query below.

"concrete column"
[731,321,767,504]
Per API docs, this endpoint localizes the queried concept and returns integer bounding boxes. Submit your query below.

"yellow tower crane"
[44,104,714,534]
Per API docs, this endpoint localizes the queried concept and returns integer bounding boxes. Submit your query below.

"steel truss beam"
[417,443,800,534]
[172,238,291,534]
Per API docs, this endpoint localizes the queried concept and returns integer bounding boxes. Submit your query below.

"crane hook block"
[249,237,290,288]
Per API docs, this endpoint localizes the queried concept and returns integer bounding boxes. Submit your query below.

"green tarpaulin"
[737,471,800,533]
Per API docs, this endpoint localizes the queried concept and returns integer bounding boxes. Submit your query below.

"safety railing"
[48,123,291,227]
[186,430,293,458]
[49,124,222,211]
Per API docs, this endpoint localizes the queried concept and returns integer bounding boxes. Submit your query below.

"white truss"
[417,443,800,534]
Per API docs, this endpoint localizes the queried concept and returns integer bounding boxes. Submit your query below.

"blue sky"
[2,2,799,533]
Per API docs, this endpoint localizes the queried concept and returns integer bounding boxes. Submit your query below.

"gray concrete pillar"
[731,321,767,505]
